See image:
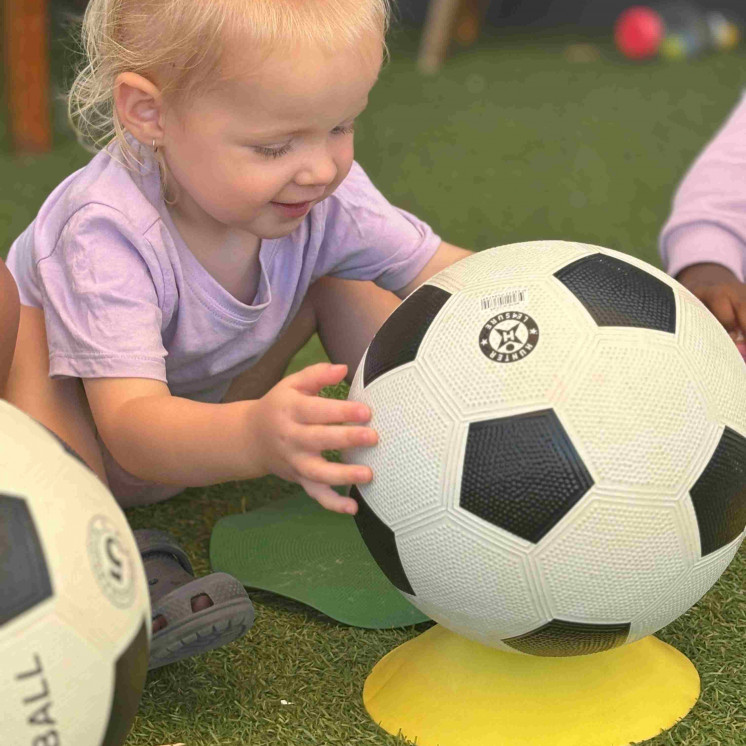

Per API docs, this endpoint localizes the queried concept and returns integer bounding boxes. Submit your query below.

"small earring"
[152,139,158,153]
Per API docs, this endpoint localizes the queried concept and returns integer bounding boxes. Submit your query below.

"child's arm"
[395,242,472,299]
[659,97,746,338]
[83,362,374,511]
[658,97,746,343]
[0,260,20,397]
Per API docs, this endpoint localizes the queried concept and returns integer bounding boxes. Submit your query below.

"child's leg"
[223,276,399,402]
[0,259,20,397]
[5,304,109,484]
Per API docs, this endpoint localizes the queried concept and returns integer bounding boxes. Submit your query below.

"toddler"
[659,94,746,357]
[3,0,471,668]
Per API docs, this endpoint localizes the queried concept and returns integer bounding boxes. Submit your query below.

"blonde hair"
[67,0,392,167]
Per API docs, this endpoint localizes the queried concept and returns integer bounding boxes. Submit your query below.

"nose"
[294,144,338,188]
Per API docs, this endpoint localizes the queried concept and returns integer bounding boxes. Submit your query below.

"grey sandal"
[134,529,255,670]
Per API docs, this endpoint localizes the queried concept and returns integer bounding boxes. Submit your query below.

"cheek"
[236,164,290,202]
[330,140,355,189]
[338,137,355,164]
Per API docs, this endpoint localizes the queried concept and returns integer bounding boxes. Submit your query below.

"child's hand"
[677,263,746,344]
[254,362,376,514]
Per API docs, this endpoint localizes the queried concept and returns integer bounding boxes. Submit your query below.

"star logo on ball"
[478,311,540,363]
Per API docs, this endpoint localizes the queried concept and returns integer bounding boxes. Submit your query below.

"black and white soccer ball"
[0,402,150,744]
[345,241,746,657]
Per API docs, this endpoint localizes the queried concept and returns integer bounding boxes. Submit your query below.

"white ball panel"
[628,533,744,643]
[397,516,545,638]
[558,337,712,492]
[347,353,364,404]
[15,450,149,653]
[535,496,692,619]
[0,402,69,495]
[345,365,456,527]
[400,592,524,653]
[678,295,746,436]
[1,613,114,745]
[419,278,594,418]
[435,241,596,288]
[422,272,464,295]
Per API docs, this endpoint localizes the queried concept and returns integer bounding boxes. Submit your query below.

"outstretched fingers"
[278,362,376,514]
[296,453,372,487]
[295,423,377,452]
[288,362,349,395]
[298,394,371,425]
[299,477,360,514]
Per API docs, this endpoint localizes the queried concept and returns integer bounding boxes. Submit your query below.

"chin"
[260,227,300,240]
[260,220,307,239]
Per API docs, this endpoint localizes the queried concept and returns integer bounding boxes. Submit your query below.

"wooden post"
[4,0,53,152]
[417,0,463,74]
[417,0,490,75]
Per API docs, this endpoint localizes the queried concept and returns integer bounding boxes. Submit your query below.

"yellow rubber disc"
[364,625,700,746]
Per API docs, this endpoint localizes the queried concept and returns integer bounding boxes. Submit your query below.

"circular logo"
[87,515,136,608]
[479,311,540,363]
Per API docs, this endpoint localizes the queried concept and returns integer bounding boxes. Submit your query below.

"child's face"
[160,36,383,239]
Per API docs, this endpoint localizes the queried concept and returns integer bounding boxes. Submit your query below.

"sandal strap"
[133,528,193,575]
[153,572,249,626]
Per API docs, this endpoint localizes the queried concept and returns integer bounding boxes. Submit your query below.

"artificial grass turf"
[2,21,745,746]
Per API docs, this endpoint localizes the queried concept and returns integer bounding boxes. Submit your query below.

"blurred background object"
[3,0,52,152]
[418,0,489,73]
[614,1,741,60]
[414,0,742,72]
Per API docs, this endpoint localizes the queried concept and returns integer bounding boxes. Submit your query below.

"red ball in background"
[615,6,665,59]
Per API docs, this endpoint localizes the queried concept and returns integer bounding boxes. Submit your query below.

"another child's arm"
[659,96,746,340]
[0,260,20,397]
[83,362,374,512]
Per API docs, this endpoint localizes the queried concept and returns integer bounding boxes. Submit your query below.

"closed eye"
[254,122,355,159]
[254,143,292,159]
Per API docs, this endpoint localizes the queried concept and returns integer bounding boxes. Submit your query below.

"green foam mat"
[209,495,429,629]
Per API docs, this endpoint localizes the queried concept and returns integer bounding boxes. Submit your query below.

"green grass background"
[2,19,745,746]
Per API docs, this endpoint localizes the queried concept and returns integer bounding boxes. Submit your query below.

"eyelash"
[255,124,355,160]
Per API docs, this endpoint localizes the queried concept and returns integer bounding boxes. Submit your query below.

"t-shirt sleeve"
[314,161,442,291]
[659,94,746,281]
[37,205,168,381]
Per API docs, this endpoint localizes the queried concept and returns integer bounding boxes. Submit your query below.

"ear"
[114,72,165,147]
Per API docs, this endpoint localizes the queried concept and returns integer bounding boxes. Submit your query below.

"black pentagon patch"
[0,494,53,628]
[351,485,415,595]
[364,284,451,387]
[460,409,593,543]
[554,253,676,333]
[503,618,631,656]
[101,617,149,746]
[690,426,746,556]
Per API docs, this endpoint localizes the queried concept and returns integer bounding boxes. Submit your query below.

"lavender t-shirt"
[659,94,746,281]
[7,142,441,404]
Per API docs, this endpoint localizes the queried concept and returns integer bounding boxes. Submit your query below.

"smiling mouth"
[270,200,314,219]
